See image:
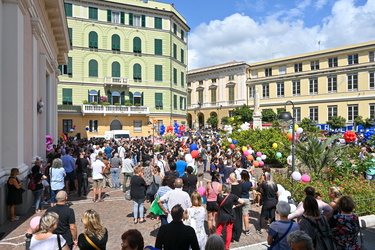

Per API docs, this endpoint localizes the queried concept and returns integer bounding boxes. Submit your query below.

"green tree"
[221,116,230,125]
[262,109,277,123]
[233,105,253,123]
[299,117,320,133]
[206,115,218,128]
[326,116,346,130]
[355,116,375,130]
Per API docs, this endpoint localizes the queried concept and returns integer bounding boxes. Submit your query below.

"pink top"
[206,181,220,202]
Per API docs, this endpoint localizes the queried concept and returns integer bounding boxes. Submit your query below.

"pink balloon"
[243,151,249,156]
[301,174,310,183]
[256,152,262,157]
[259,161,264,166]
[30,216,41,230]
[197,186,206,197]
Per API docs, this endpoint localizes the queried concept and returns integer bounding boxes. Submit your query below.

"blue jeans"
[132,155,138,165]
[160,215,168,225]
[203,159,207,172]
[111,168,120,188]
[133,198,145,219]
[50,189,63,203]
[33,189,43,210]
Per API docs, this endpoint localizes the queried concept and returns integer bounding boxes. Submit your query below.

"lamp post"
[278,100,295,186]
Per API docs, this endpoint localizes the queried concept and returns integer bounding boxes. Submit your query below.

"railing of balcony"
[82,105,149,115]
[104,77,128,85]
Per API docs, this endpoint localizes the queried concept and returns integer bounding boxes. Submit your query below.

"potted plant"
[102,102,110,106]
[114,103,121,106]
[90,102,98,105]
[82,100,89,104]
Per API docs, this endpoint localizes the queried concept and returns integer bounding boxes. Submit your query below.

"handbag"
[146,176,159,197]
[84,233,100,250]
[268,222,294,250]
[125,189,132,200]
[150,198,164,215]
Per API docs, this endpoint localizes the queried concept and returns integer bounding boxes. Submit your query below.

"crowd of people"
[5,132,368,249]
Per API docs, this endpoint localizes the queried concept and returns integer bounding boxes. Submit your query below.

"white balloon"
[277,184,285,196]
[261,155,267,160]
[228,138,232,143]
[290,204,297,213]
[279,194,288,202]
[296,127,304,134]
[185,154,193,163]
[283,191,291,198]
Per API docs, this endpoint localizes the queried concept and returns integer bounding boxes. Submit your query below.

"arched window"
[133,63,142,81]
[89,90,98,103]
[89,31,98,48]
[112,91,120,104]
[112,34,120,51]
[133,37,141,53]
[134,92,142,105]
[89,59,98,77]
[112,61,120,77]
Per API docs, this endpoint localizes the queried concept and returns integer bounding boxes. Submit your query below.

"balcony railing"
[187,100,245,109]
[82,104,149,115]
[104,77,128,87]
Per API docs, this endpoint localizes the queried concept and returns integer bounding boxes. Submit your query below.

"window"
[328,106,337,120]
[309,78,318,95]
[277,82,284,97]
[187,92,191,105]
[89,120,98,132]
[228,75,234,81]
[65,3,72,17]
[141,15,146,27]
[181,30,185,41]
[370,72,375,89]
[62,88,72,105]
[133,37,142,53]
[327,76,337,93]
[199,80,203,85]
[62,119,73,134]
[181,49,185,63]
[111,34,120,51]
[133,120,142,133]
[265,68,272,77]
[133,15,142,27]
[369,51,375,62]
[173,44,177,59]
[154,39,162,55]
[348,105,358,122]
[328,57,338,67]
[88,90,98,103]
[112,91,120,104]
[155,93,163,109]
[129,13,133,25]
[292,80,300,96]
[228,86,235,102]
[133,92,142,105]
[154,17,162,29]
[154,65,163,81]
[107,10,112,22]
[310,60,319,70]
[251,70,258,79]
[370,104,375,119]
[120,12,125,24]
[248,86,255,99]
[198,90,203,104]
[187,82,191,87]
[211,88,217,103]
[211,78,217,83]
[173,95,177,109]
[112,62,120,77]
[347,73,358,91]
[88,59,98,77]
[279,66,286,75]
[133,63,142,81]
[294,63,302,72]
[262,84,269,99]
[59,57,72,76]
[180,96,185,110]
[173,23,177,34]
[293,107,301,122]
[181,72,185,87]
[68,28,72,45]
[228,110,234,117]
[309,107,318,122]
[89,7,98,20]
[348,54,358,65]
[173,68,177,84]
[88,31,98,48]
[112,12,120,23]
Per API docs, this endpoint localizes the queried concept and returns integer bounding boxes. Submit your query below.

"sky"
[163,0,375,69]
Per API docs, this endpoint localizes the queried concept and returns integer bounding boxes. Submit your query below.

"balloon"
[253,161,259,167]
[230,117,234,121]
[256,157,262,161]
[279,194,288,202]
[288,129,293,133]
[233,140,238,145]
[292,171,302,181]
[197,186,206,197]
[190,143,198,151]
[228,138,232,143]
[276,152,282,158]
[277,184,285,195]
[272,143,278,149]
[30,216,41,230]
[191,150,199,158]
[185,154,193,163]
[259,161,264,167]
[237,129,241,132]
[287,133,293,140]
[283,191,291,197]
[230,144,235,149]
[85,127,89,131]
[222,146,226,150]
[243,151,249,156]
[296,127,304,134]
[261,155,267,160]
[294,124,299,131]
[247,155,254,161]
[301,174,310,183]
[242,146,248,152]
[256,152,262,157]
[73,125,76,128]
[290,204,297,213]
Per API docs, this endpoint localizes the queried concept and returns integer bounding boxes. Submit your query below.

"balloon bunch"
[286,125,303,141]
[46,135,53,152]
[277,184,297,213]
[178,125,186,135]
[253,151,266,167]
[240,122,251,131]
[159,124,166,135]
[69,125,77,133]
[173,121,180,134]
[364,130,375,141]
[343,130,356,143]
[291,171,310,183]
[223,125,233,134]
[166,125,173,133]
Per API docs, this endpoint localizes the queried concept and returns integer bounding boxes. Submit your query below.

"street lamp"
[278,100,295,185]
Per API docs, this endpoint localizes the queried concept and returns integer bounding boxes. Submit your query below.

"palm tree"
[295,134,340,178]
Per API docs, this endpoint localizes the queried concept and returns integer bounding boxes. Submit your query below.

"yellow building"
[187,41,375,130]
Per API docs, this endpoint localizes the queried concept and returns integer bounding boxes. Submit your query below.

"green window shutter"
[89,7,97,20]
[97,90,101,104]
[155,65,163,81]
[184,98,186,110]
[67,57,72,76]
[180,96,183,109]
[68,28,72,45]
[65,3,72,17]
[154,39,162,55]
[155,17,162,29]
[133,64,141,80]
[120,12,125,24]
[181,30,184,41]
[141,15,146,27]
[89,60,98,77]
[173,95,177,109]
[129,92,133,105]
[173,68,177,84]
[181,49,184,63]
[129,13,133,25]
[107,90,112,104]
[211,89,216,103]
[112,34,120,51]
[133,37,141,53]
[229,86,234,101]
[173,23,177,34]
[58,65,62,73]
[173,44,177,59]
[155,93,163,107]
[107,10,112,22]
[181,72,184,87]
[141,92,144,106]
[120,91,125,105]
[62,88,72,105]
[89,31,98,48]
[112,62,120,77]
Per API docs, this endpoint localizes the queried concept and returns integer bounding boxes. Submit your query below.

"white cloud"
[188,0,375,70]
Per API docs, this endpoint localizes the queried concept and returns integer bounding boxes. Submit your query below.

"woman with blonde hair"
[130,166,146,224]
[30,211,69,249]
[328,186,342,216]
[78,209,108,249]
[7,168,23,221]
[184,191,207,250]
[50,158,66,207]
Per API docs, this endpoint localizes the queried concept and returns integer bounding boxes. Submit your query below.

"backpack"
[304,216,336,250]
[28,175,36,191]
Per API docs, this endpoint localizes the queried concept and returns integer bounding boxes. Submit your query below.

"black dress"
[7,177,23,205]
[231,183,243,241]
[78,228,108,250]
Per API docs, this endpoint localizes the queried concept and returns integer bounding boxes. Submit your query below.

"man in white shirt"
[91,156,105,202]
[121,153,134,192]
[156,154,167,176]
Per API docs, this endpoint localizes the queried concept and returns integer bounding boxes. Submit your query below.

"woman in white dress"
[184,191,207,250]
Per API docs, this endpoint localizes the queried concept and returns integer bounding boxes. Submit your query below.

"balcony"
[82,104,149,116]
[104,77,128,87]
[188,100,245,110]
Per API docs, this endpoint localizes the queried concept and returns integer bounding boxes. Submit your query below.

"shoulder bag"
[84,233,101,250]
[268,222,293,250]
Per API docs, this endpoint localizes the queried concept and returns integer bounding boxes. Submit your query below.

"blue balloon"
[233,140,237,144]
[190,143,198,151]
